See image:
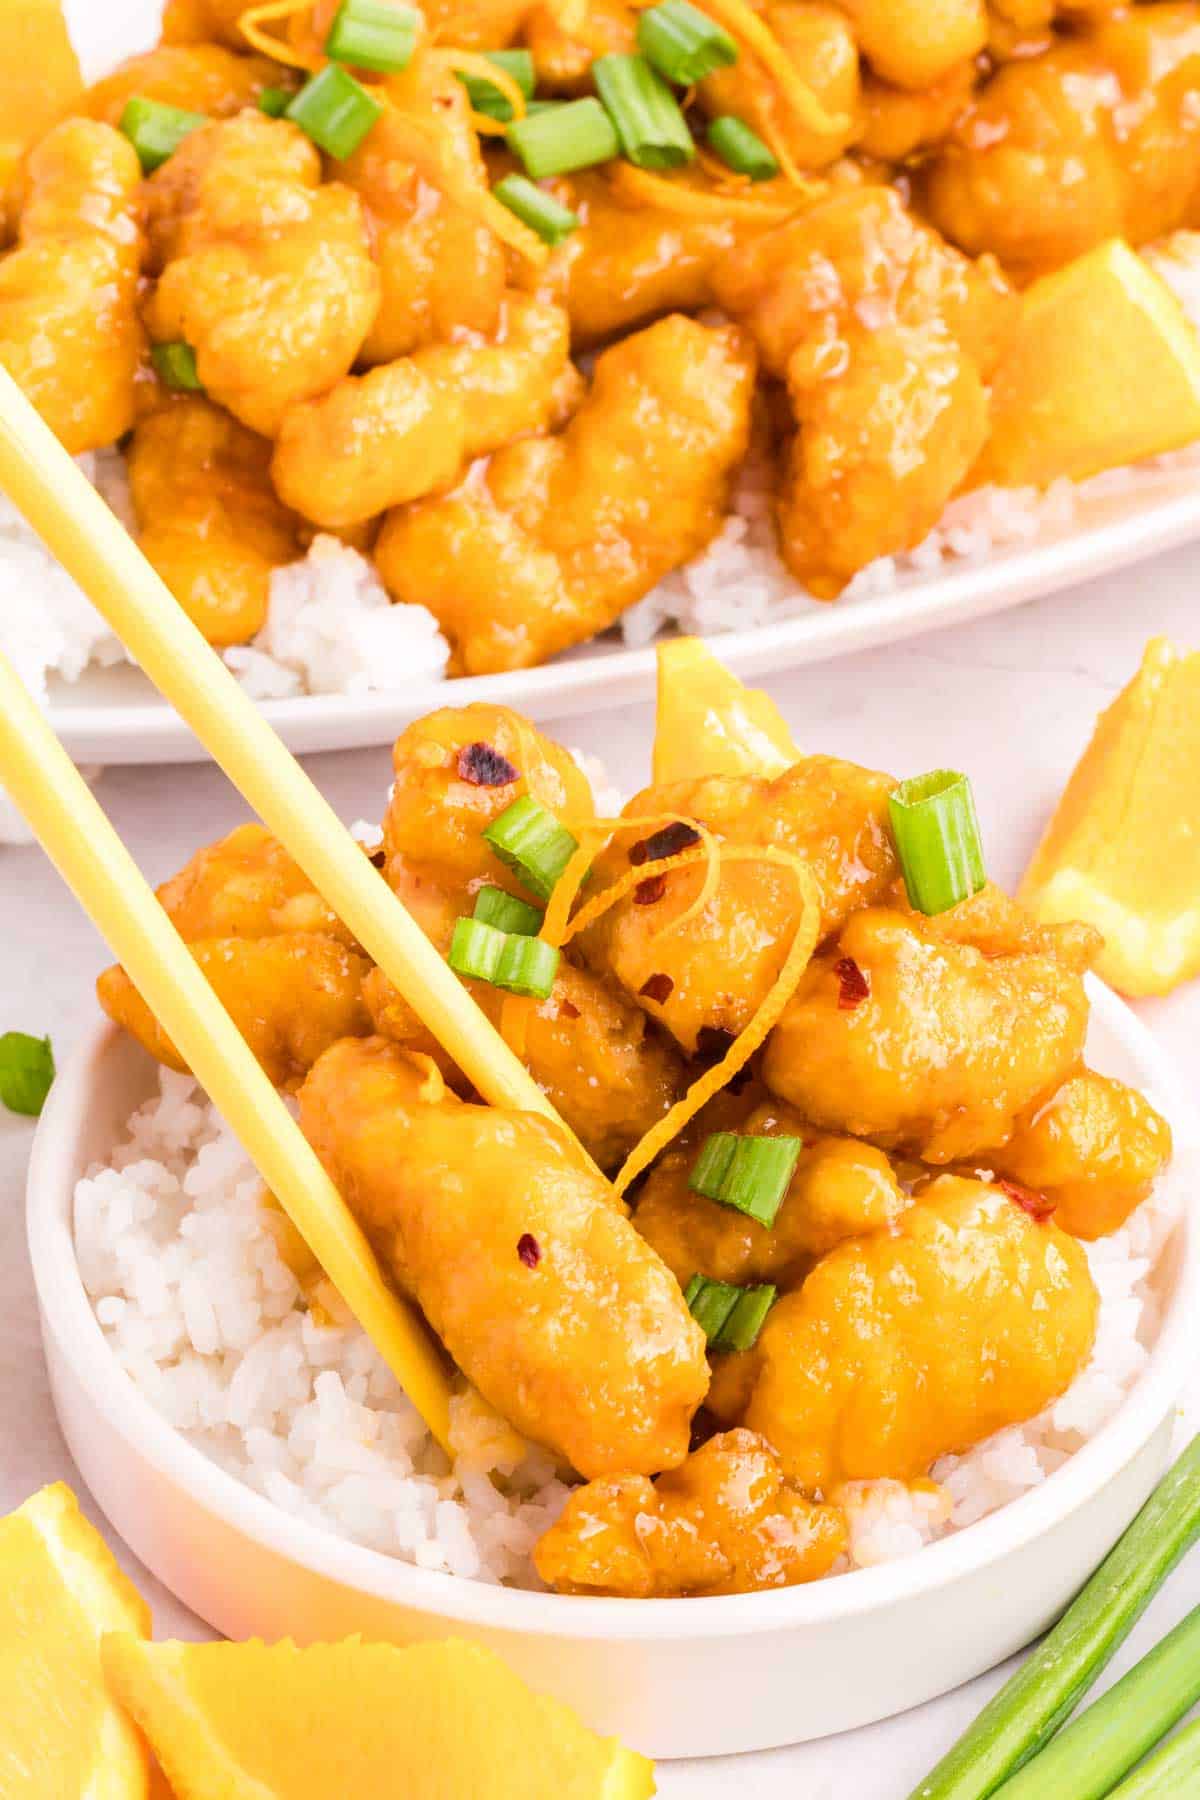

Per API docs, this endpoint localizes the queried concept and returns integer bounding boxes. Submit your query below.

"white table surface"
[4,547,1200,1795]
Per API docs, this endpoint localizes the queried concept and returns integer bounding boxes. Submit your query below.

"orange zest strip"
[499,992,533,1060]
[612,851,821,1196]
[606,161,820,220]
[671,0,847,139]
[758,106,806,188]
[376,97,549,265]
[427,47,529,131]
[237,0,322,69]
[650,822,719,946]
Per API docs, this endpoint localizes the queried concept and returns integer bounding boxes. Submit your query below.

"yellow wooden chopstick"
[0,366,593,1159]
[0,647,454,1450]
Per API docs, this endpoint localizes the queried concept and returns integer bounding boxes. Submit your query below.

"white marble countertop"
[3,544,1199,1794]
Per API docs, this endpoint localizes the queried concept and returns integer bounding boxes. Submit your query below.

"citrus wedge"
[0,0,82,228]
[1019,637,1200,996]
[975,238,1200,487]
[0,1483,151,1799]
[653,637,798,784]
[103,1635,657,1800]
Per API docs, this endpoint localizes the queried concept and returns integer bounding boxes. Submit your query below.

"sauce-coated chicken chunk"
[762,905,1090,1160]
[581,757,896,1054]
[836,0,987,89]
[144,112,380,437]
[129,396,303,645]
[698,3,861,170]
[713,187,1015,594]
[84,45,279,126]
[374,315,756,673]
[0,119,142,453]
[712,1176,1098,1489]
[300,1037,710,1479]
[534,1429,848,1596]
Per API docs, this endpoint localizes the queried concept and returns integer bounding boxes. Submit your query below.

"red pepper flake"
[367,846,386,870]
[999,1178,1057,1222]
[635,874,667,906]
[639,973,674,1004]
[696,1025,735,1064]
[559,999,580,1019]
[630,821,701,866]
[517,1232,541,1268]
[457,741,519,787]
[834,956,870,1011]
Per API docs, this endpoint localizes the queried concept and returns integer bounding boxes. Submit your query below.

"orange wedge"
[0,0,82,230]
[1019,637,1200,996]
[0,1483,152,1798]
[975,239,1200,487]
[654,637,798,784]
[103,1635,657,1799]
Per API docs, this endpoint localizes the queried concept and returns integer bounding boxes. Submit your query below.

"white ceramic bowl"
[28,996,1199,1760]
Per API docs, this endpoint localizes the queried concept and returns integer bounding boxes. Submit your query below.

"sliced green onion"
[482,796,580,902]
[448,916,507,984]
[990,1604,1200,1800]
[455,49,535,122]
[706,114,778,180]
[684,1274,776,1351]
[0,1031,54,1117]
[909,1434,1200,1800]
[151,341,203,392]
[473,885,543,936]
[286,63,383,160]
[118,97,207,173]
[888,769,985,918]
[492,174,579,246]
[689,1132,802,1228]
[324,0,419,73]
[593,53,695,170]
[506,95,619,178]
[494,934,560,999]
[258,85,294,117]
[637,0,738,85]
[1107,1716,1200,1798]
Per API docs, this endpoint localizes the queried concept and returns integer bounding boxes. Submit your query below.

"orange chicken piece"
[835,0,987,88]
[713,1176,1098,1489]
[129,397,303,645]
[144,112,380,437]
[374,315,756,673]
[535,1430,848,1596]
[84,45,280,126]
[300,1037,709,1479]
[698,2,861,171]
[0,119,142,453]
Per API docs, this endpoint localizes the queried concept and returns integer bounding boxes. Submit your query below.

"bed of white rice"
[4,238,1200,720]
[73,1064,1181,1590]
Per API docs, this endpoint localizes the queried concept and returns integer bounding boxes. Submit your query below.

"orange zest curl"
[237,0,322,69]
[427,47,529,132]
[607,161,822,220]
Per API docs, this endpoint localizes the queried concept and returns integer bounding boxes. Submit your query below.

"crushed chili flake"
[834,956,870,1011]
[639,973,674,1004]
[695,1025,735,1064]
[517,1232,541,1267]
[634,874,667,906]
[559,999,580,1019]
[367,846,386,870]
[999,1178,1057,1222]
[630,821,701,866]
[457,741,519,787]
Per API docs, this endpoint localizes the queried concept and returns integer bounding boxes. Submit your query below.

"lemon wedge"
[103,1635,657,1799]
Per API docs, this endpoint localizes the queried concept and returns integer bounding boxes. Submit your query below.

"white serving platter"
[32,2,1200,763]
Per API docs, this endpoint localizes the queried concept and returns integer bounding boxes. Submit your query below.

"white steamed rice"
[4,238,1200,718]
[74,1064,1181,1590]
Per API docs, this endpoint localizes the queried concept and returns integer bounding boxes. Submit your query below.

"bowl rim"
[28,989,1200,1644]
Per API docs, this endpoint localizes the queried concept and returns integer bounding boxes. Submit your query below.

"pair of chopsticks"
[0,365,597,1454]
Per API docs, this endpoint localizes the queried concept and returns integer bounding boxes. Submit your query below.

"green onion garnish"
[689,1132,802,1228]
[151,342,203,392]
[455,49,535,122]
[990,1603,1200,1800]
[286,64,383,160]
[492,174,579,246]
[888,769,986,918]
[1107,1716,1200,1798]
[473,885,544,936]
[482,796,580,902]
[909,1433,1200,1800]
[706,114,778,181]
[448,917,559,997]
[684,1274,777,1351]
[506,96,619,179]
[636,0,738,85]
[593,53,695,170]
[257,86,294,117]
[118,97,207,173]
[324,0,419,73]
[0,1031,54,1117]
